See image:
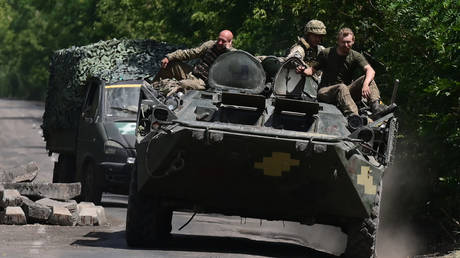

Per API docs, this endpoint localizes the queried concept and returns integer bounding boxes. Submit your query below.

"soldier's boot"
[370,101,397,119]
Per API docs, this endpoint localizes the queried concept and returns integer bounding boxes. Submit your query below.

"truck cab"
[53,78,141,204]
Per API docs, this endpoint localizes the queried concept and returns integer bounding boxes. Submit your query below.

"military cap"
[304,20,327,35]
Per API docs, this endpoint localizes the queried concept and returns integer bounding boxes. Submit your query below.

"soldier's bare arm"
[362,64,375,98]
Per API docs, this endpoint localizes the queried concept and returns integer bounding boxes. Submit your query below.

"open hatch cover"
[208,50,266,95]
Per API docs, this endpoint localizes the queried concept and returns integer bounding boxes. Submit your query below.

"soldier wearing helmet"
[287,19,327,68]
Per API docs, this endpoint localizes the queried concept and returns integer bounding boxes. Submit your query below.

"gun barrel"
[390,79,399,104]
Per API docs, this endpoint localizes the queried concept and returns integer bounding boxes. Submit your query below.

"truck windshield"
[104,84,141,119]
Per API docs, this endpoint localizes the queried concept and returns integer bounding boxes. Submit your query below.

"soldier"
[274,20,326,100]
[301,27,390,117]
[257,20,326,80]
[154,30,235,95]
[287,19,327,68]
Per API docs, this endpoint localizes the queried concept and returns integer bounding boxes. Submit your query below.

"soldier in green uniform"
[154,30,235,95]
[287,19,326,69]
[301,27,389,117]
[257,20,326,81]
[279,19,327,100]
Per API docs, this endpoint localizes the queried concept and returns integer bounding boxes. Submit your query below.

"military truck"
[126,50,398,258]
[42,39,178,204]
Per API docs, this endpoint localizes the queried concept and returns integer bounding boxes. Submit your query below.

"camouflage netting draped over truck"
[42,39,179,144]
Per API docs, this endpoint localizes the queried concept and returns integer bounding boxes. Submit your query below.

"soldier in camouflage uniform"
[281,20,327,100]
[302,28,390,117]
[257,20,326,80]
[287,19,327,75]
[154,30,235,95]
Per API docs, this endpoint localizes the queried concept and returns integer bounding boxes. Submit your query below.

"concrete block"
[77,202,95,213]
[20,196,51,223]
[0,182,81,201]
[48,206,73,226]
[95,206,108,226]
[0,161,38,183]
[78,207,98,226]
[77,202,107,226]
[0,189,23,208]
[36,198,78,226]
[1,206,27,225]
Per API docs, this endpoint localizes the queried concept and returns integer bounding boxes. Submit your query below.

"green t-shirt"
[314,47,369,88]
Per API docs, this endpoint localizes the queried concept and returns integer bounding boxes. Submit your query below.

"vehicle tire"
[52,154,76,183]
[81,161,103,205]
[342,181,382,258]
[126,165,173,247]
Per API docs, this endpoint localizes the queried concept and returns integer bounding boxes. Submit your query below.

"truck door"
[76,80,105,180]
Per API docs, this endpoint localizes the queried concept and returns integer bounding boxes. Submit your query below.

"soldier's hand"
[161,57,169,68]
[302,67,314,77]
[362,84,371,99]
[296,65,306,74]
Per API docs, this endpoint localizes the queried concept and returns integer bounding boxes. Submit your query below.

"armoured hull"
[137,120,383,223]
[127,50,398,257]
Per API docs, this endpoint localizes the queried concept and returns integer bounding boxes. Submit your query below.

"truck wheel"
[126,166,173,247]
[81,161,103,205]
[342,181,382,258]
[52,154,76,183]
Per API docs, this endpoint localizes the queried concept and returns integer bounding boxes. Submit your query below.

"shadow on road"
[72,230,337,257]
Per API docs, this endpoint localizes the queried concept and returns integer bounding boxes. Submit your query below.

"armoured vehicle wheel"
[126,166,173,247]
[342,181,382,258]
[52,154,76,183]
[81,161,103,205]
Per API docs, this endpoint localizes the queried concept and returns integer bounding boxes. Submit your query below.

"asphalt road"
[0,99,344,258]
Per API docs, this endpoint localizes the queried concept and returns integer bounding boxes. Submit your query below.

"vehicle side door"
[76,81,105,180]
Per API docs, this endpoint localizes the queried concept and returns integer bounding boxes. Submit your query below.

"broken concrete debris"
[76,202,108,226]
[0,206,27,225]
[1,182,81,201]
[36,198,78,225]
[20,196,52,223]
[0,189,23,208]
[0,186,107,227]
[48,206,73,226]
[0,161,39,183]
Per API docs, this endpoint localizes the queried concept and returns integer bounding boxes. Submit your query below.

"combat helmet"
[304,20,326,35]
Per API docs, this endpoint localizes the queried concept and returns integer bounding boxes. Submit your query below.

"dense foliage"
[0,0,458,247]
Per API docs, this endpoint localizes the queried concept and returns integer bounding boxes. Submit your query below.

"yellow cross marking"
[105,84,141,89]
[254,152,300,177]
[357,166,377,195]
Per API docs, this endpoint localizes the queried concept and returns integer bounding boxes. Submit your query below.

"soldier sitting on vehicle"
[258,20,328,100]
[300,27,391,118]
[287,19,327,83]
[153,29,235,96]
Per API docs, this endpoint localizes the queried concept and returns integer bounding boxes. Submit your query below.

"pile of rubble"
[0,162,106,226]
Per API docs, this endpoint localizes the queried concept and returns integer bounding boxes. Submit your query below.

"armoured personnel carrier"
[126,50,398,258]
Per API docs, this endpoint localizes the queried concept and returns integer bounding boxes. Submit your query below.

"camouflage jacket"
[287,36,324,67]
[166,40,236,62]
[166,40,235,81]
[166,40,216,62]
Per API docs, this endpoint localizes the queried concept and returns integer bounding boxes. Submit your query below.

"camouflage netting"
[42,39,180,143]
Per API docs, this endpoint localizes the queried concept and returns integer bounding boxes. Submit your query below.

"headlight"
[104,140,124,155]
